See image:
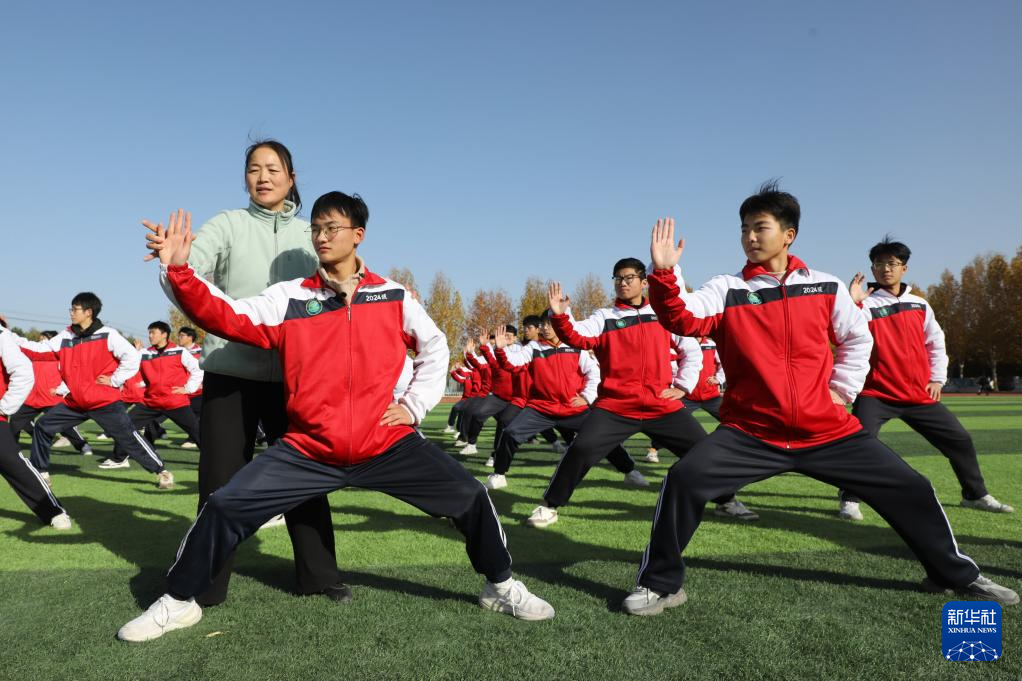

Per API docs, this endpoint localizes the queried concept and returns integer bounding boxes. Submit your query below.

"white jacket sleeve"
[829,283,873,403]
[397,294,450,424]
[0,331,34,416]
[672,336,703,393]
[577,351,600,405]
[180,347,204,394]
[713,350,725,385]
[923,304,949,385]
[106,330,141,389]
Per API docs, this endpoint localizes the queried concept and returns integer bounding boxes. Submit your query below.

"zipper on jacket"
[780,278,797,448]
[636,309,648,417]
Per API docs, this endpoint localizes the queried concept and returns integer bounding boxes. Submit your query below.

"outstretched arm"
[149,210,285,349]
[829,282,874,404]
[548,282,601,350]
[647,218,724,338]
[0,331,34,418]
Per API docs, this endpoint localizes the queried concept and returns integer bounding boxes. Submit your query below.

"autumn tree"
[387,267,418,294]
[927,270,965,378]
[518,276,550,320]
[571,273,611,319]
[424,271,465,366]
[465,289,515,341]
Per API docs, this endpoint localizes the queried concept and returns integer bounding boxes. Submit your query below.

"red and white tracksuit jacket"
[139,343,203,411]
[687,336,725,402]
[550,300,701,419]
[494,340,599,418]
[477,344,515,402]
[121,372,146,404]
[1,329,34,422]
[186,343,204,397]
[648,255,872,449]
[164,263,448,465]
[450,365,482,399]
[464,351,493,396]
[25,357,65,410]
[858,284,946,405]
[15,323,141,412]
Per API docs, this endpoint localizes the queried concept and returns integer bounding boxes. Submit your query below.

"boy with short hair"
[622,183,1016,616]
[837,239,1012,520]
[12,293,174,489]
[118,195,553,642]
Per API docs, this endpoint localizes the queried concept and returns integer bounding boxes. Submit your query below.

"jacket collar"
[71,318,103,338]
[301,262,385,290]
[246,199,298,226]
[869,282,910,299]
[741,254,809,282]
[613,297,648,310]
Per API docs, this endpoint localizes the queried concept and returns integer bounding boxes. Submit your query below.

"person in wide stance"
[622,183,1017,616]
[118,194,553,642]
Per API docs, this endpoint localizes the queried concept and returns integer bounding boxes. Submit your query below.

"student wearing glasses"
[837,238,1013,521]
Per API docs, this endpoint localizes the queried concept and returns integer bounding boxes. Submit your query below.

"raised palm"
[650,217,684,270]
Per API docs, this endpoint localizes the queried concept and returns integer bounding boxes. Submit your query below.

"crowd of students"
[0,141,1015,643]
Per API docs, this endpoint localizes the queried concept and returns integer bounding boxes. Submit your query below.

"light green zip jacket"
[172,200,317,382]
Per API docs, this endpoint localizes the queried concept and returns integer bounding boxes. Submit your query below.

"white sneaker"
[479,578,555,620]
[117,594,203,642]
[622,586,687,616]
[259,514,287,530]
[443,425,456,434]
[838,500,864,521]
[714,499,760,521]
[50,512,72,530]
[157,470,174,490]
[97,433,109,441]
[460,444,479,455]
[40,472,52,487]
[961,494,1014,513]
[550,441,568,454]
[454,439,468,447]
[484,456,495,467]
[624,470,649,487]
[922,574,1020,605]
[82,444,93,456]
[180,441,198,450]
[645,449,660,463]
[486,474,507,490]
[525,505,558,528]
[52,436,71,448]
[99,458,130,470]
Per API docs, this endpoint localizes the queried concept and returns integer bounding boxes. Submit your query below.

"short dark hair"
[504,324,518,335]
[522,315,541,329]
[148,321,171,335]
[71,292,102,317]
[245,139,301,211]
[40,330,58,340]
[739,179,800,234]
[311,191,369,230]
[539,308,553,323]
[868,237,911,265]
[613,258,646,278]
[178,327,197,342]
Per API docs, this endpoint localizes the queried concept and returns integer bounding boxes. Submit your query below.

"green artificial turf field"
[1,397,1019,680]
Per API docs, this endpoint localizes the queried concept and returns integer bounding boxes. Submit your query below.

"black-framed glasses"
[612,274,642,285]
[871,260,905,271]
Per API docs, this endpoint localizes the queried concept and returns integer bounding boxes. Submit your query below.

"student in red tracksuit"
[110,322,202,464]
[622,183,1016,616]
[459,328,516,457]
[446,363,476,435]
[0,326,72,529]
[835,239,1013,521]
[529,259,757,529]
[455,341,492,451]
[8,330,93,457]
[11,293,174,489]
[683,336,725,420]
[118,193,553,642]
[146,326,205,449]
[486,310,641,494]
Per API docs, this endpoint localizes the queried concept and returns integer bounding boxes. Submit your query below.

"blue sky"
[2,0,1019,337]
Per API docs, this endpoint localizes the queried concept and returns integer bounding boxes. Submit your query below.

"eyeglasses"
[871,260,905,271]
[612,274,643,285]
[306,225,356,239]
[68,306,84,313]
